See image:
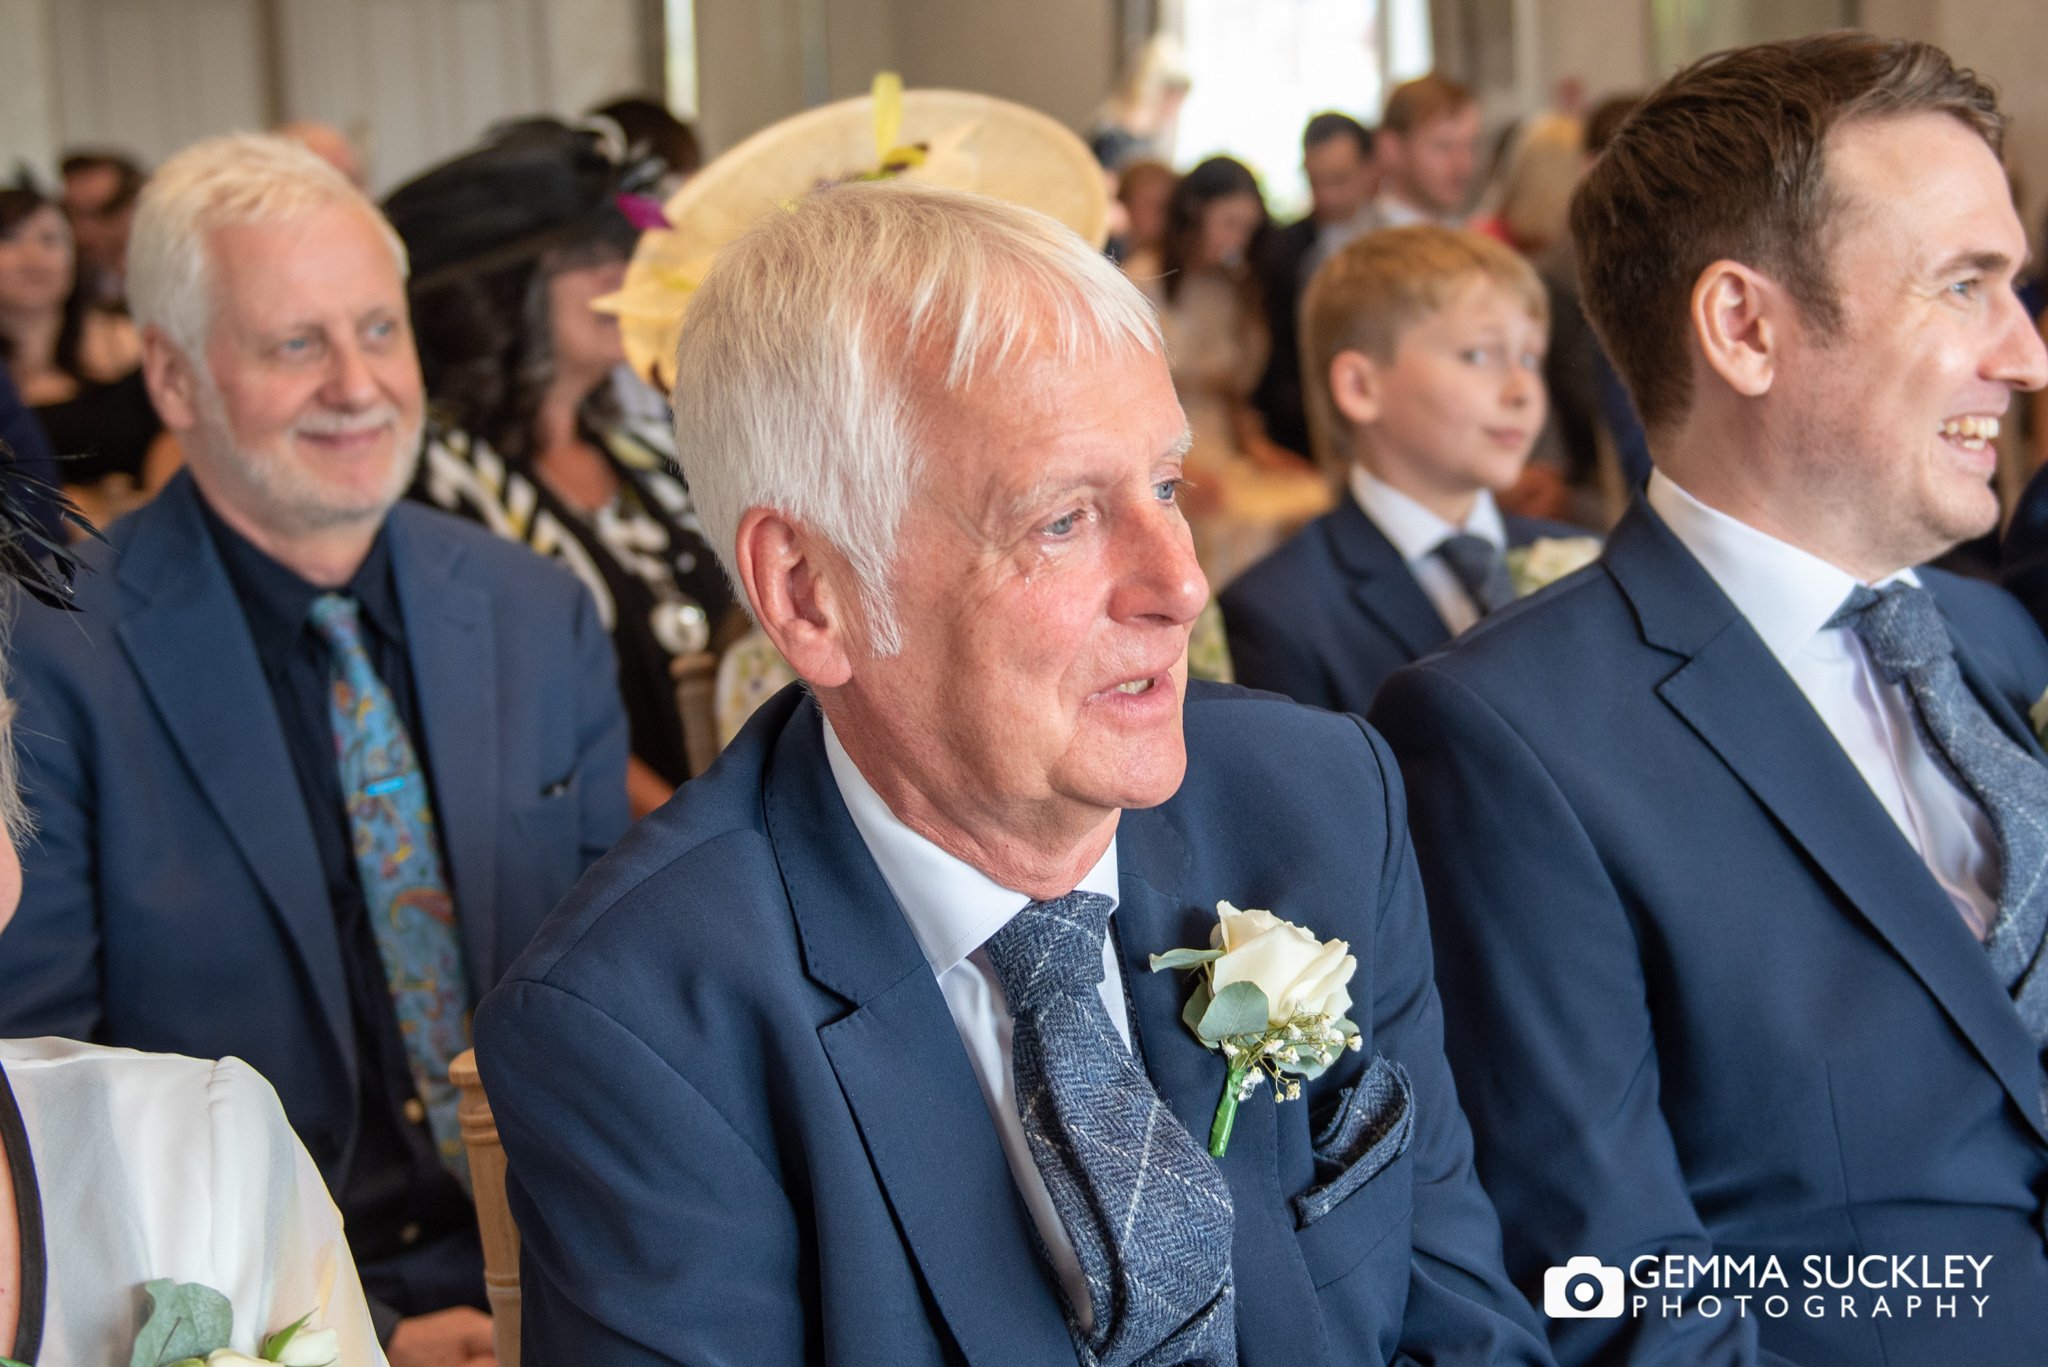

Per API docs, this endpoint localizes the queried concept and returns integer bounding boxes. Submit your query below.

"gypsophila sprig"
[1149,901,1363,1156]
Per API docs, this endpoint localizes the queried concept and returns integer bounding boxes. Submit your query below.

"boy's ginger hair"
[1302,224,1548,468]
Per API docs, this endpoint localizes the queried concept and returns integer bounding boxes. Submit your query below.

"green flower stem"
[1210,1062,1249,1157]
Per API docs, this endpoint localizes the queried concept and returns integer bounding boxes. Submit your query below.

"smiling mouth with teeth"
[1114,679,1155,695]
[1938,415,2000,449]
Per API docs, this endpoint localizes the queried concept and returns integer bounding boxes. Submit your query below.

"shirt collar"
[821,715,1121,978]
[199,490,405,670]
[1645,469,1918,666]
[1348,465,1506,565]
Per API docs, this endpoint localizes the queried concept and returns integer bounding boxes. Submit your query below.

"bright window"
[1172,0,1433,218]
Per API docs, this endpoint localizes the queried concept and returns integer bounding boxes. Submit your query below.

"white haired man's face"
[180,201,423,539]
[839,336,1204,843]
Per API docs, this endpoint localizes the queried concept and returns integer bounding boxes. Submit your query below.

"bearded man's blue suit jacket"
[1369,498,2048,1367]
[473,684,1554,1366]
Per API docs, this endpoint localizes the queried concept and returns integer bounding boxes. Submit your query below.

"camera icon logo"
[1544,1256,1626,1318]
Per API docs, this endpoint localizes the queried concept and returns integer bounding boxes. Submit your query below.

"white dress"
[0,1038,386,1365]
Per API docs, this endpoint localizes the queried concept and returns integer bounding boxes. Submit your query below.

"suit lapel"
[1115,805,1331,1367]
[390,509,502,988]
[766,701,1074,1363]
[1325,496,1451,662]
[113,477,355,1075]
[1609,504,2048,1141]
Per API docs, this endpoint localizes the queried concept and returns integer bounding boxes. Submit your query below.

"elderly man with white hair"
[0,133,630,1367]
[475,183,1549,1367]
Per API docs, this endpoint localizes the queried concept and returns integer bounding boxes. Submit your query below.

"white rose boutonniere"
[2031,686,2047,747]
[1505,535,1602,598]
[117,1282,342,1367]
[1149,901,1363,1157]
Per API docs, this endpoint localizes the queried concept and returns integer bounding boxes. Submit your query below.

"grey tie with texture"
[1435,533,1517,616]
[1829,583,2048,1065]
[984,891,1237,1366]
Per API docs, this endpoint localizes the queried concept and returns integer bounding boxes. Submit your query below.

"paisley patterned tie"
[309,593,472,1187]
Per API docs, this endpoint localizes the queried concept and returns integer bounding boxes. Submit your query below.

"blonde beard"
[189,376,422,538]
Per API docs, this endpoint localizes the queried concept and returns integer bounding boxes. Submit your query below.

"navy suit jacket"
[2002,460,2048,636]
[0,473,629,1210]
[474,684,1553,1366]
[1221,493,1582,716]
[1370,499,2048,1366]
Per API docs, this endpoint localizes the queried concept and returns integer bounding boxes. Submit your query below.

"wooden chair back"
[671,650,720,778]
[450,1048,521,1367]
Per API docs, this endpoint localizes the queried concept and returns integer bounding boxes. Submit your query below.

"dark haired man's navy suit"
[0,472,629,1323]
[1221,493,1579,716]
[474,684,1553,1366]
[1369,499,2048,1366]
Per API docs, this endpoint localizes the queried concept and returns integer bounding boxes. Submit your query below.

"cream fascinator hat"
[597,75,1110,389]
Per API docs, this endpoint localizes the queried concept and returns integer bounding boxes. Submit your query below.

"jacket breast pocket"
[1294,1055,1416,1290]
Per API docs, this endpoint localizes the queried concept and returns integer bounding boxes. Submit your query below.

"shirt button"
[400,1221,422,1246]
[403,1097,427,1126]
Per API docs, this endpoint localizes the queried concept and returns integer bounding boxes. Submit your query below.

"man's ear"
[1327,349,1383,428]
[733,507,858,689]
[1690,260,1783,400]
[139,325,202,432]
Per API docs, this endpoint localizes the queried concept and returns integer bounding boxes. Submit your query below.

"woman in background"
[389,120,738,817]
[1126,156,1329,584]
[0,189,165,529]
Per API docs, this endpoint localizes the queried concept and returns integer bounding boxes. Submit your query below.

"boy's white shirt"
[1348,463,1507,634]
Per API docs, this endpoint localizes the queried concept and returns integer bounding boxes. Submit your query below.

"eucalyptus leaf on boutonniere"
[125,1281,340,1367]
[2031,686,2047,747]
[1150,901,1363,1157]
[1505,536,1603,598]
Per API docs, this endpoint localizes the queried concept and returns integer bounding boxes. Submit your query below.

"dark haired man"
[59,149,146,311]
[1370,33,2048,1366]
[1256,112,1378,456]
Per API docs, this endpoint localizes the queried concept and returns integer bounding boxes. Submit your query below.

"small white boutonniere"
[1505,536,1602,598]
[94,1280,341,1367]
[1150,901,1363,1157]
[2031,687,2047,748]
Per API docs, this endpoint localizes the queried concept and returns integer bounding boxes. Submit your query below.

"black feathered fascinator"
[0,444,100,610]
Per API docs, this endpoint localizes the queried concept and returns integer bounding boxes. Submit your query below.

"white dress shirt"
[1648,472,1999,938]
[1350,465,1509,635]
[822,719,1125,1328]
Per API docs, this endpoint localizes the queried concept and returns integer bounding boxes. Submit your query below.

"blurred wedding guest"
[0,463,387,1365]
[1373,35,2048,1364]
[278,120,369,191]
[1225,226,1583,716]
[0,132,629,1367]
[1106,157,1174,264]
[589,95,702,196]
[1468,114,1582,256]
[1089,33,1190,171]
[2005,459,2048,633]
[0,188,165,526]
[388,120,737,816]
[1254,113,1377,457]
[475,177,1553,1367]
[1129,156,1330,583]
[1346,75,1481,239]
[58,151,144,311]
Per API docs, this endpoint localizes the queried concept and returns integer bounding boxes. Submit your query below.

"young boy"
[1221,224,1592,714]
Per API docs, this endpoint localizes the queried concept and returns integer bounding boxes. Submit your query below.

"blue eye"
[1154,477,1185,504]
[1043,511,1079,537]
[1950,279,1980,299]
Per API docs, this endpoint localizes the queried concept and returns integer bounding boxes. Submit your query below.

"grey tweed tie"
[984,892,1237,1366]
[1436,533,1517,616]
[1829,584,2048,1072]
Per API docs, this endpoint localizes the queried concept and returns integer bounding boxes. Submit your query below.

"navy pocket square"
[1293,1054,1415,1229]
